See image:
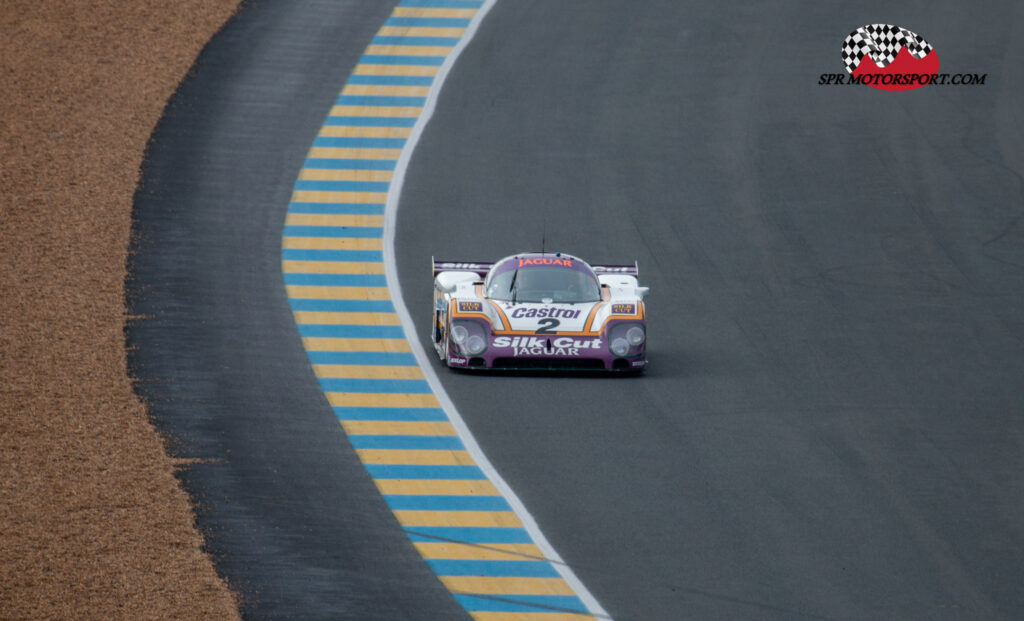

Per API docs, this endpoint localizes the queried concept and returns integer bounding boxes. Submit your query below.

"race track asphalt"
[127,1,469,618]
[395,1,1024,619]
[128,0,1024,619]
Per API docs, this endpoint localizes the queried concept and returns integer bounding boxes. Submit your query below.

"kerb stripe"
[282,1,608,618]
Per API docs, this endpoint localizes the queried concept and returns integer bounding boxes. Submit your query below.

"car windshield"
[487,266,602,303]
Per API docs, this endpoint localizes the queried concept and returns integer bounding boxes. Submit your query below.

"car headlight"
[610,338,630,357]
[465,334,486,355]
[608,322,645,357]
[450,324,469,345]
[626,325,645,346]
[451,320,487,355]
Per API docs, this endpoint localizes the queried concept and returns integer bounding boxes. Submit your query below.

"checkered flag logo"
[842,24,934,73]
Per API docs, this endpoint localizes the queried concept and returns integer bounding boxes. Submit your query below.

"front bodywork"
[431,254,648,371]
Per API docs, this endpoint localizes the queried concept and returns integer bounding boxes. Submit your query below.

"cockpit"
[485,255,602,303]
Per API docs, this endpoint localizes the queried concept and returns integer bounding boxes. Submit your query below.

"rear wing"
[432,258,639,277]
[432,258,494,277]
[592,262,639,277]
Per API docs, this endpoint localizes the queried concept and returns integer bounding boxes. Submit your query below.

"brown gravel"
[1,2,242,618]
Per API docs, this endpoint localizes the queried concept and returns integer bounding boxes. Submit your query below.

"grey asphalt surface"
[127,1,469,619]
[396,1,1024,619]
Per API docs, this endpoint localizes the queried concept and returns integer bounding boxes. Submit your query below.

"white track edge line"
[380,1,612,618]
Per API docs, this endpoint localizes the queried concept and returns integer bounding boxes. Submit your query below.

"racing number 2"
[535,318,560,334]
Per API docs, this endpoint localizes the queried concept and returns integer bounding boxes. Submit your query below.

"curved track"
[396,1,1024,620]
[129,1,469,618]
[129,0,1024,619]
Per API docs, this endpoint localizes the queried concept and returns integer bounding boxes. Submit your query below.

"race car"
[431,252,649,371]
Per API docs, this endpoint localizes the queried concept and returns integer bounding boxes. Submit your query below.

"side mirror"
[635,286,650,299]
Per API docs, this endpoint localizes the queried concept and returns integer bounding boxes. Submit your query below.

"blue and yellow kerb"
[282,1,603,619]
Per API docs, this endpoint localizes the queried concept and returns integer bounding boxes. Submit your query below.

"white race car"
[432,252,649,371]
